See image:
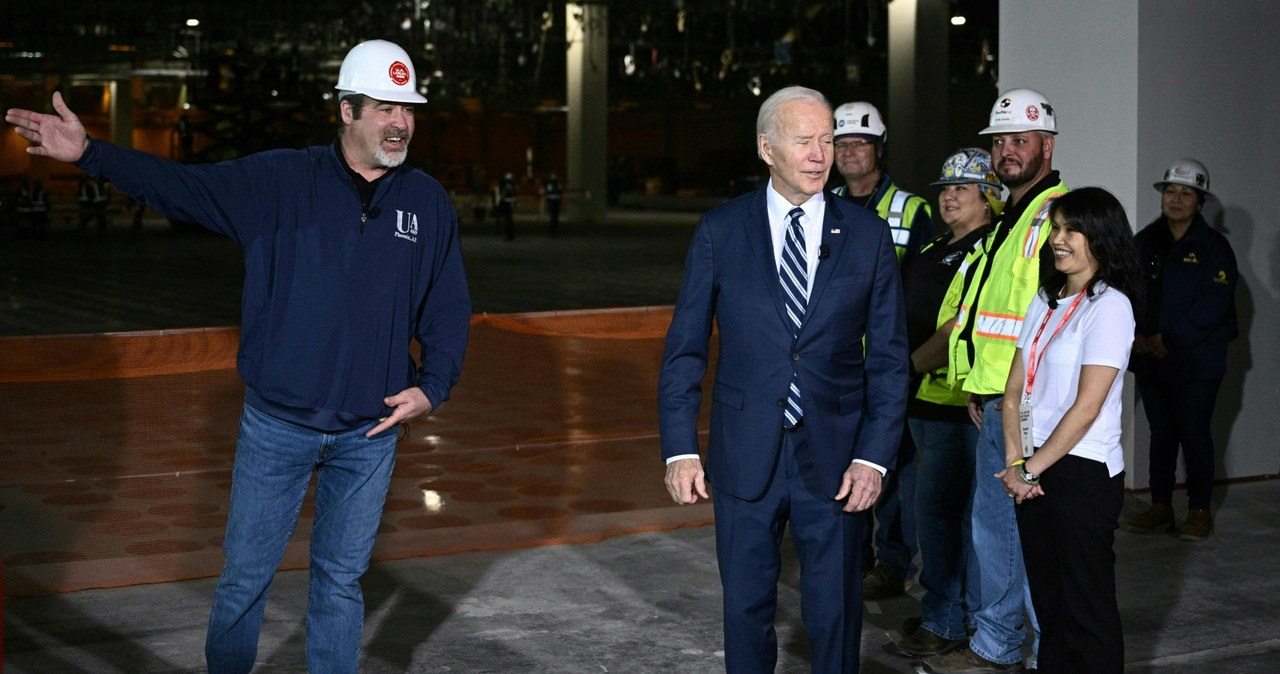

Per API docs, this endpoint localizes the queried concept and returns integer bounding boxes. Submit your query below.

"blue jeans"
[206,403,397,674]
[969,398,1038,666]
[868,429,918,578]
[909,416,978,641]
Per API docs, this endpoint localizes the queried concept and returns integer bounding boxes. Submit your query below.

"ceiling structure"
[1,0,998,111]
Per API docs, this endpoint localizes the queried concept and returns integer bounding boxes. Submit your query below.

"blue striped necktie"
[779,206,808,428]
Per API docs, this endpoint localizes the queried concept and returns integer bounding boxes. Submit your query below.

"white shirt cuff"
[852,459,887,476]
[665,454,700,465]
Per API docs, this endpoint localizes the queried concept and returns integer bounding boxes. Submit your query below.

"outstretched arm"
[6,92,89,163]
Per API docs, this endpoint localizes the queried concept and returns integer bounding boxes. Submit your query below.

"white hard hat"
[980,88,1057,135]
[335,40,428,104]
[1154,158,1211,196]
[834,102,887,139]
[930,147,1002,191]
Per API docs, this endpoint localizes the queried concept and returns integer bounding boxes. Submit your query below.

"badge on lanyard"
[1019,397,1035,459]
[1022,289,1087,459]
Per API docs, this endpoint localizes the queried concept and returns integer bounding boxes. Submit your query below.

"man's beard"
[376,146,408,168]
[997,153,1043,189]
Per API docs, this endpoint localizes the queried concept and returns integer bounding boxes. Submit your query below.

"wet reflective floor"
[0,212,708,595]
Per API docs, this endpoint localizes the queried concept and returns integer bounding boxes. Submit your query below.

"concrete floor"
[6,480,1279,673]
[3,209,1279,672]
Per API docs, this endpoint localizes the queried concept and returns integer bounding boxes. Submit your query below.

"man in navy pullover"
[6,40,470,673]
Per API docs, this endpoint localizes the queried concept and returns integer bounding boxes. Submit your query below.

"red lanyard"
[1025,289,1087,398]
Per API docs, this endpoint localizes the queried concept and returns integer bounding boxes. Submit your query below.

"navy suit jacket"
[659,187,908,501]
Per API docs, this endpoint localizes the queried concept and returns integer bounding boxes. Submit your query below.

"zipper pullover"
[75,139,471,431]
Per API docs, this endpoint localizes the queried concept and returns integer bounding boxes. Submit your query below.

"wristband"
[1008,459,1026,468]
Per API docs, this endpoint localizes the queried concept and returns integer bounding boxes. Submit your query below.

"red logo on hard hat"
[388,61,411,86]
[1025,105,1040,121]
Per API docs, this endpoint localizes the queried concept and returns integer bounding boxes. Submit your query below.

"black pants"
[1016,454,1124,674]
[1137,375,1222,510]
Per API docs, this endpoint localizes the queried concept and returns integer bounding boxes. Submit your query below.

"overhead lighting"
[951,15,967,26]
[186,19,200,28]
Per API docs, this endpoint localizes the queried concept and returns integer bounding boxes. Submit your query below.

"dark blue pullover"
[76,139,471,431]
[1133,213,1237,382]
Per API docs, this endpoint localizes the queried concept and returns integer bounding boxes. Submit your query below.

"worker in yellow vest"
[831,100,935,601]
[887,148,1003,660]
[920,88,1068,674]
[831,101,934,264]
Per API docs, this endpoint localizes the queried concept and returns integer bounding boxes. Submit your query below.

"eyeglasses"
[834,140,874,152]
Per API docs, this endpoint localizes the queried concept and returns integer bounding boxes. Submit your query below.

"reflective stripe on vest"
[885,190,913,247]
[974,311,1024,342]
[877,186,926,264]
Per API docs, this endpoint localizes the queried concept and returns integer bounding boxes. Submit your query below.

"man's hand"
[367,387,433,437]
[664,458,708,504]
[835,462,883,513]
[5,92,90,163]
[967,393,984,429]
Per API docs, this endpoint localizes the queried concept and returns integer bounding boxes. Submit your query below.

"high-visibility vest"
[914,232,987,407]
[948,181,1068,394]
[833,179,930,265]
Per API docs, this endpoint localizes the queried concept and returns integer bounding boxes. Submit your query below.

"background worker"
[543,172,563,236]
[919,88,1068,674]
[830,100,934,264]
[1127,159,1238,540]
[498,171,517,240]
[6,39,471,674]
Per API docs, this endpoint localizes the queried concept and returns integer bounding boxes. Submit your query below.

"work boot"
[1178,508,1213,540]
[862,563,906,600]
[915,646,1023,673]
[1127,502,1174,532]
[888,627,967,658]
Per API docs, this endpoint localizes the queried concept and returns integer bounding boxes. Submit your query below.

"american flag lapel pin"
[830,228,841,234]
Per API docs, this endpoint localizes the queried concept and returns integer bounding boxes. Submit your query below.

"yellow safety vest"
[833,180,931,265]
[914,233,986,407]
[948,181,1068,394]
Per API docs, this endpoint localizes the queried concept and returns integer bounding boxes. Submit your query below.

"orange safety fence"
[0,306,715,597]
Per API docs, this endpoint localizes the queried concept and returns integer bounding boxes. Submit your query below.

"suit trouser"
[1136,375,1222,511]
[713,428,866,674]
[1016,454,1124,674]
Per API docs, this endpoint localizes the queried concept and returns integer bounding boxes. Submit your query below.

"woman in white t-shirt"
[996,187,1140,674]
